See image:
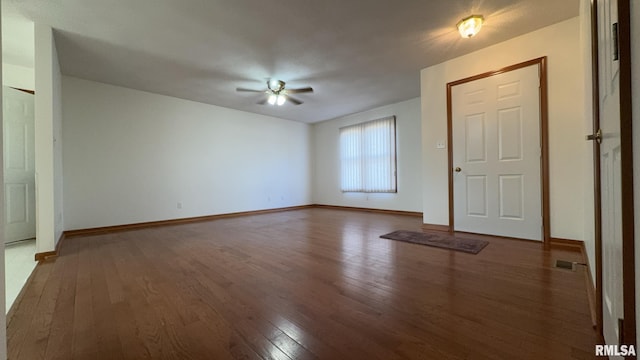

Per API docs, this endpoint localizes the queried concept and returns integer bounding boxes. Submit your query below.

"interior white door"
[452,65,542,241]
[2,87,36,243]
[596,0,625,349]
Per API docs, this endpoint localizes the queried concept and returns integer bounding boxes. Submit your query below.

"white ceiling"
[4,0,579,123]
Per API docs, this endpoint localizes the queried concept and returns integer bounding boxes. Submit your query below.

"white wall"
[34,24,62,253]
[2,63,34,90]
[0,8,9,360]
[420,17,589,241]
[312,98,422,212]
[52,37,63,245]
[62,77,312,230]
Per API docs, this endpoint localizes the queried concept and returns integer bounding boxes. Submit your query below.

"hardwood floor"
[7,209,600,359]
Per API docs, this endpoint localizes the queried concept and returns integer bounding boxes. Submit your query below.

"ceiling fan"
[236,80,313,106]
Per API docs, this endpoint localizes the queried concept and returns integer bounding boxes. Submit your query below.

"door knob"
[586,129,602,144]
[454,167,462,172]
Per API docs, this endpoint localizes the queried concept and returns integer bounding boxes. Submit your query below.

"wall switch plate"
[436,140,446,149]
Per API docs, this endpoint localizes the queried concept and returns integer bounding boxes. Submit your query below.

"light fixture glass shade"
[269,80,284,91]
[276,94,286,106]
[457,15,484,38]
[267,94,277,105]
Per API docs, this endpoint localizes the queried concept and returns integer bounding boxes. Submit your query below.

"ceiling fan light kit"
[236,80,313,106]
[267,93,287,106]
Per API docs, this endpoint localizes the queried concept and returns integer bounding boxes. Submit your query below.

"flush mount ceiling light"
[457,15,484,38]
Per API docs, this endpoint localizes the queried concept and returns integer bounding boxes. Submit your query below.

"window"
[340,116,397,193]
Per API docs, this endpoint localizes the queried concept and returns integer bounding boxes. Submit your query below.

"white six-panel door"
[451,65,542,241]
[3,87,36,243]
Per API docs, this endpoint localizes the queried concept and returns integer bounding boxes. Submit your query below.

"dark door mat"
[380,230,489,254]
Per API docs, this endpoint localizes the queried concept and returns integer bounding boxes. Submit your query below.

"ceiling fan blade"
[236,87,265,93]
[256,98,268,105]
[285,95,303,105]
[285,87,314,94]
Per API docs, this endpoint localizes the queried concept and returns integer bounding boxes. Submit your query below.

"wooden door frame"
[590,0,603,336]
[617,0,636,346]
[446,57,550,249]
[9,87,34,95]
[590,0,636,345]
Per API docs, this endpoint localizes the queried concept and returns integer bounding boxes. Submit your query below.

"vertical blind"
[339,116,397,193]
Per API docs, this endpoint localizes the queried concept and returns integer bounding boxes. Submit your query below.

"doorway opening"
[3,86,37,312]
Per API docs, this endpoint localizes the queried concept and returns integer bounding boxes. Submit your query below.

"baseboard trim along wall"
[578,240,598,329]
[421,223,451,232]
[549,237,597,328]
[64,205,317,237]
[34,251,56,262]
[65,204,423,238]
[549,237,583,250]
[34,233,66,262]
[311,204,422,217]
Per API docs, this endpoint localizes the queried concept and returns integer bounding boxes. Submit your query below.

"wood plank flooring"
[7,208,600,359]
